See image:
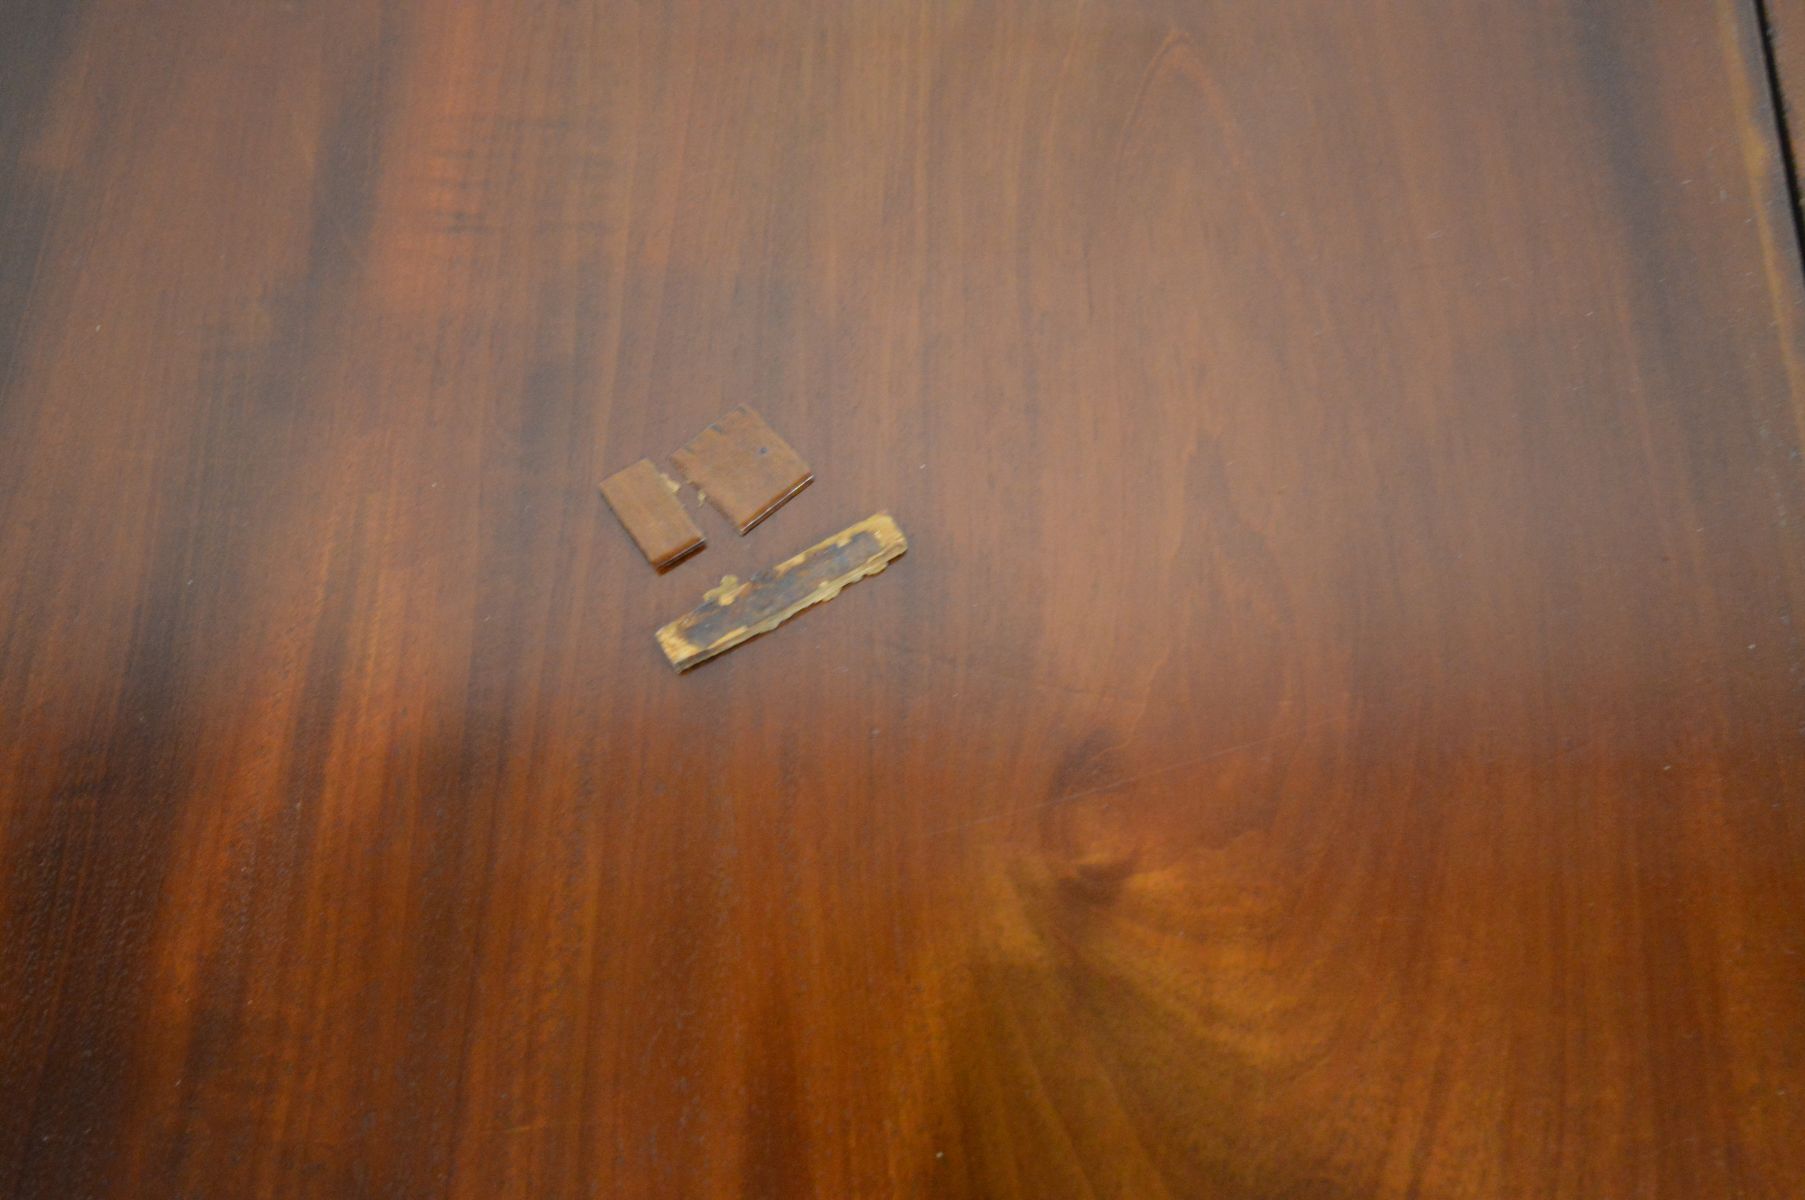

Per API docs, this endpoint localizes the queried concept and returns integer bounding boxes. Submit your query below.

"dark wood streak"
[2,1,1804,1197]
[0,0,88,423]
[1760,0,1805,265]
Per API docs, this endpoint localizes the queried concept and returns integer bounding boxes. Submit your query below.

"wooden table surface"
[4,2,1805,1196]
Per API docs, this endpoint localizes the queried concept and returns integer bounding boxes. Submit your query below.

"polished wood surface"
[3,1,1804,1196]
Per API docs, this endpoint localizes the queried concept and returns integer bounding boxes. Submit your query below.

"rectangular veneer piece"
[671,405,812,533]
[601,459,706,568]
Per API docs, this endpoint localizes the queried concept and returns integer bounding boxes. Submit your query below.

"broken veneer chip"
[670,405,812,533]
[656,512,907,670]
[600,458,706,568]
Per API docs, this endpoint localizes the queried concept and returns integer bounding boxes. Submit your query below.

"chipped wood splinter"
[656,513,907,670]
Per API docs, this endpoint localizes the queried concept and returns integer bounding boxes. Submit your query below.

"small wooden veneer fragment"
[670,405,812,533]
[600,459,706,568]
[656,512,907,670]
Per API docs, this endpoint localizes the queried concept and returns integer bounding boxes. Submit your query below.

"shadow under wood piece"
[670,405,813,533]
[600,459,706,568]
[657,512,907,671]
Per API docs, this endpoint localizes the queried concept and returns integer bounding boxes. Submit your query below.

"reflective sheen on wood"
[2,1,1803,1196]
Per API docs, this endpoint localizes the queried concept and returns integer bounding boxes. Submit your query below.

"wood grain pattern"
[2,1,1804,1197]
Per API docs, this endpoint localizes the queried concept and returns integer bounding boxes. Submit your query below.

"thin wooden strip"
[600,459,706,568]
[656,512,907,670]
